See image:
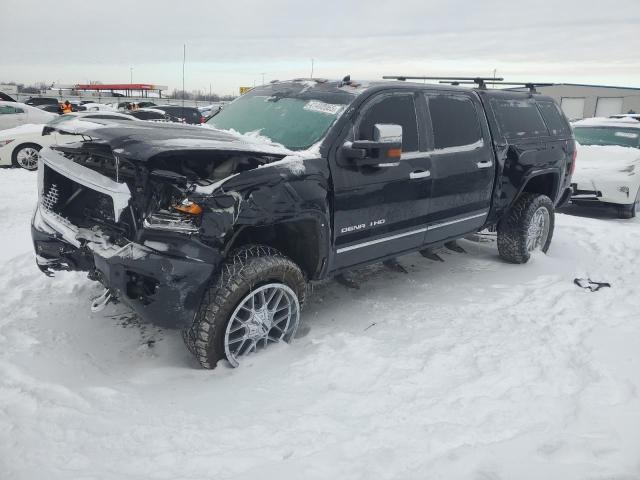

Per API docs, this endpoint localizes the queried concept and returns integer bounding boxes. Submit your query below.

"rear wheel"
[183,245,306,369]
[497,193,554,264]
[12,143,41,170]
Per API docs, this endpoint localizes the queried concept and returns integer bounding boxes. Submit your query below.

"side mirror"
[374,123,402,143]
[341,123,403,166]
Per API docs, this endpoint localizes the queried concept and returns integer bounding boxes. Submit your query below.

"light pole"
[182,44,186,109]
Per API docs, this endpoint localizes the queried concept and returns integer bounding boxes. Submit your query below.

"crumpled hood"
[573,143,640,181]
[60,120,294,161]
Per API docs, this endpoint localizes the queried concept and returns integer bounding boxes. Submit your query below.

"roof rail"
[438,80,554,93]
[382,76,504,89]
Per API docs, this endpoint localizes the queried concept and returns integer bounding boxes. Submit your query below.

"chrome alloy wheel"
[16,147,40,170]
[224,283,300,367]
[526,206,550,252]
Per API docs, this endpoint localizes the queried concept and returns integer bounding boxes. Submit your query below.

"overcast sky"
[2,0,639,95]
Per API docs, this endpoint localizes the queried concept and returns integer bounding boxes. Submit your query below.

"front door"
[329,91,433,270]
[422,92,494,244]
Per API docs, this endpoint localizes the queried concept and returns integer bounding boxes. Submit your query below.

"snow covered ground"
[1,169,639,480]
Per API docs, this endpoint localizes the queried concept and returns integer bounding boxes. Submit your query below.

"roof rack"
[382,76,504,89]
[438,80,554,93]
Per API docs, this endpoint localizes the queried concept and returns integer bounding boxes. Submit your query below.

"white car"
[0,101,57,131]
[571,117,640,218]
[0,111,137,170]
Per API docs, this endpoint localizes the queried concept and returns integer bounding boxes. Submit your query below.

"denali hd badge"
[340,219,385,233]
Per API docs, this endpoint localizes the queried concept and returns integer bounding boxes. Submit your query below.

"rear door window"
[490,98,549,139]
[357,94,419,152]
[537,101,570,137]
[426,94,482,150]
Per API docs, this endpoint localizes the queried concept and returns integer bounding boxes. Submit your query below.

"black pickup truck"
[31,78,575,368]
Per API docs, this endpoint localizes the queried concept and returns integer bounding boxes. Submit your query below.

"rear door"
[330,90,433,269]
[423,91,494,244]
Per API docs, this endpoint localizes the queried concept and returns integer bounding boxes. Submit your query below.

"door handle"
[409,170,431,179]
[476,160,492,169]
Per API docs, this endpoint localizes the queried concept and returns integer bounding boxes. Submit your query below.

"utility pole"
[182,44,186,109]
[130,66,133,85]
[492,68,497,88]
[310,58,314,78]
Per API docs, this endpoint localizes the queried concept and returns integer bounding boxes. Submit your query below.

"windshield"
[574,126,640,148]
[206,84,353,150]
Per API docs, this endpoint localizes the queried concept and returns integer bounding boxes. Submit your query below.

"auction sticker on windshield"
[304,100,344,115]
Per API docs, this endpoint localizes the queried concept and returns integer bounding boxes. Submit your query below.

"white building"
[534,84,640,120]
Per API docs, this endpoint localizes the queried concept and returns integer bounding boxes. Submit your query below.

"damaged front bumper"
[31,148,223,328]
[32,205,220,328]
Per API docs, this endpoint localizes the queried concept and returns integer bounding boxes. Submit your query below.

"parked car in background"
[0,101,57,131]
[199,103,224,119]
[609,113,640,122]
[38,104,62,114]
[128,108,172,122]
[24,97,59,107]
[571,117,640,218]
[36,102,91,114]
[149,105,204,124]
[78,102,116,112]
[115,101,157,112]
[0,111,137,170]
[0,91,17,102]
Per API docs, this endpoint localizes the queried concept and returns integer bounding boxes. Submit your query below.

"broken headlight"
[144,200,203,233]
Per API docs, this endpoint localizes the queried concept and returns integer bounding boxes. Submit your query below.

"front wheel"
[12,143,41,170]
[497,193,555,264]
[183,245,306,369]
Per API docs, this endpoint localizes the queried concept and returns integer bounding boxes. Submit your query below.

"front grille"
[42,164,116,229]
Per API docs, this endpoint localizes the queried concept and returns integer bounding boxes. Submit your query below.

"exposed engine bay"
[49,140,285,245]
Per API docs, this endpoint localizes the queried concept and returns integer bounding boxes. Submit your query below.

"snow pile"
[1,170,639,480]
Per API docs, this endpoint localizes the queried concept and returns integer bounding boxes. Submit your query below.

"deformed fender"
[193,156,332,276]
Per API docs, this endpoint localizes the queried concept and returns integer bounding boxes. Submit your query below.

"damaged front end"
[31,129,287,327]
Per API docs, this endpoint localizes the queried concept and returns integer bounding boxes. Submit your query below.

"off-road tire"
[11,143,42,170]
[497,193,555,264]
[183,245,306,369]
